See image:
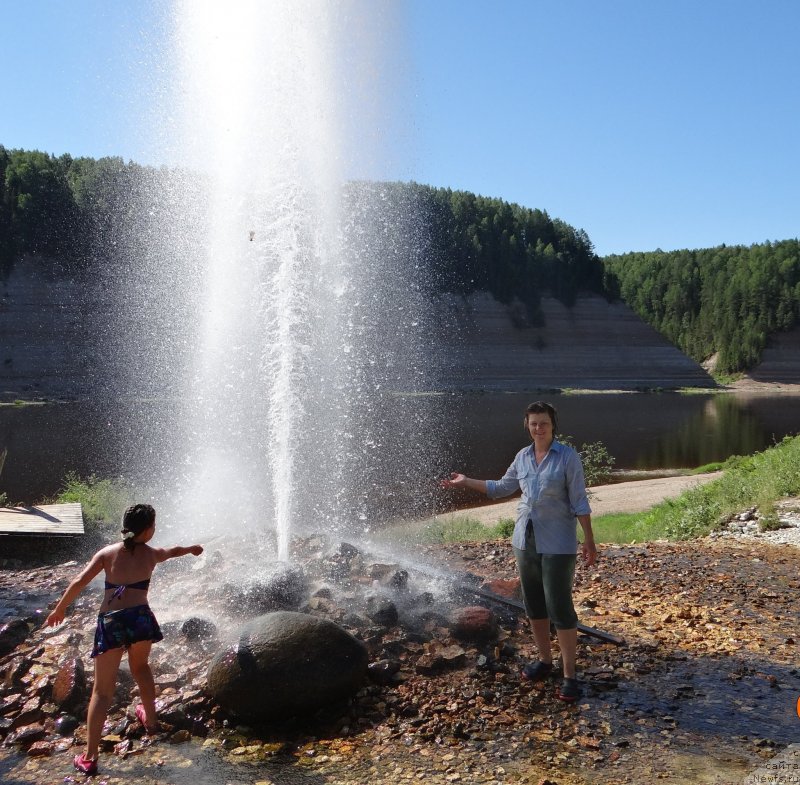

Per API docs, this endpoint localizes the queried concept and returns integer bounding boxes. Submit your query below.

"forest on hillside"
[0,147,603,325]
[604,243,800,373]
[2,146,799,375]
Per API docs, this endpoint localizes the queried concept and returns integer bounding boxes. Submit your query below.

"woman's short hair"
[524,401,558,433]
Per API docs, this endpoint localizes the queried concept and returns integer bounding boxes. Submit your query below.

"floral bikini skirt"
[91,604,163,658]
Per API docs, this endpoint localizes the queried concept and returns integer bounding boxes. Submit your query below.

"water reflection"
[636,395,768,469]
[0,392,798,505]
[439,391,800,481]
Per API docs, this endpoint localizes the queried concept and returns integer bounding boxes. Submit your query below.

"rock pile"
[712,498,800,547]
[0,534,513,762]
[0,518,797,784]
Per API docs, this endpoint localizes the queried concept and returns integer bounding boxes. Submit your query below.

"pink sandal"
[73,753,98,775]
[135,703,160,733]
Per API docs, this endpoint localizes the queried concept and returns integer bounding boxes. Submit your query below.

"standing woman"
[442,401,596,702]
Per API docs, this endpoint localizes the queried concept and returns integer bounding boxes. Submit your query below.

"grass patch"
[711,371,744,386]
[390,516,515,546]
[54,473,134,528]
[587,512,646,543]
[408,435,800,546]
[688,461,725,474]
[635,435,800,539]
[416,516,516,544]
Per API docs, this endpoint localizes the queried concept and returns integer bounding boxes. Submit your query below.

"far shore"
[3,372,800,406]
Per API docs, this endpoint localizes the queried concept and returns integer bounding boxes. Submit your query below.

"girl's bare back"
[99,543,159,612]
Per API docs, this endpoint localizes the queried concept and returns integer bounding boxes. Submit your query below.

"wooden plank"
[0,503,84,536]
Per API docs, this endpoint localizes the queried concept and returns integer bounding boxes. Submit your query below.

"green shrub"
[55,473,134,527]
[689,461,724,474]
[758,508,783,532]
[494,518,516,538]
[560,435,615,486]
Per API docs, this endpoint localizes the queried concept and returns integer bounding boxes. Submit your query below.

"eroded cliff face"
[438,292,715,391]
[0,257,104,401]
[750,325,800,383]
[0,260,717,401]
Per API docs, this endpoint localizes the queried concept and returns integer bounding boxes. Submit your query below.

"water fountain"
[112,1,444,564]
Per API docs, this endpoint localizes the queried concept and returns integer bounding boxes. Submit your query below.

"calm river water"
[0,392,798,506]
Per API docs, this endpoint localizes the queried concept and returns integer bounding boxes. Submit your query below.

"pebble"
[714,503,800,547]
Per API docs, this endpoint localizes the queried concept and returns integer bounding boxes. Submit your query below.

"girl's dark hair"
[524,401,559,434]
[121,504,156,551]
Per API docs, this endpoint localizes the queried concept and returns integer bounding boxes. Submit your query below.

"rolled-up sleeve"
[486,459,522,499]
[564,450,592,516]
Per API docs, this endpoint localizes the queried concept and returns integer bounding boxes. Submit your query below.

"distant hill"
[2,145,799,383]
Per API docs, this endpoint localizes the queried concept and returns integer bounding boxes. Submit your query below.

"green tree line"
[3,146,799,374]
[0,146,178,270]
[603,242,800,373]
[0,147,603,319]
[406,182,604,317]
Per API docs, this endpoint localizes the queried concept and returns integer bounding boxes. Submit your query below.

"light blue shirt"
[486,440,591,554]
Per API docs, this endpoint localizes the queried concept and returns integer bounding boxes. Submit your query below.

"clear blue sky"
[2,0,798,256]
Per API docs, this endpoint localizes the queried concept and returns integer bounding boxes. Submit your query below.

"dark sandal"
[521,660,553,681]
[557,677,581,702]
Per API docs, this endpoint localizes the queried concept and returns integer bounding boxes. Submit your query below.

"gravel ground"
[0,503,798,785]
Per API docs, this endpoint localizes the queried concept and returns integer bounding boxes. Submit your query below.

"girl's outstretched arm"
[153,544,204,563]
[46,550,105,626]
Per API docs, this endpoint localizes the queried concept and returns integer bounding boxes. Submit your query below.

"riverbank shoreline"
[418,472,723,531]
[4,373,800,405]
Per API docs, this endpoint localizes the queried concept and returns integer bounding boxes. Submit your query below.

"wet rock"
[159,704,190,729]
[55,714,80,736]
[0,693,23,715]
[0,619,29,657]
[306,595,334,613]
[12,695,43,728]
[52,657,86,710]
[2,655,32,687]
[366,595,398,627]
[26,739,53,757]
[368,563,398,582]
[481,578,521,600]
[206,611,368,721]
[4,722,45,747]
[225,566,309,614]
[367,659,401,685]
[450,606,499,642]
[388,570,410,593]
[323,542,366,579]
[415,644,466,674]
[181,617,217,641]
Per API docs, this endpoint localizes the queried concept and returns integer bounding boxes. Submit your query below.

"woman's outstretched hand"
[441,472,466,489]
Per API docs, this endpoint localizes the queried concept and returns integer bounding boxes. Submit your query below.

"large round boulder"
[205,611,368,721]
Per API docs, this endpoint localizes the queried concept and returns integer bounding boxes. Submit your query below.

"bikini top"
[105,579,151,600]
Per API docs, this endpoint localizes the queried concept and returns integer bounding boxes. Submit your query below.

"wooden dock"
[0,503,84,537]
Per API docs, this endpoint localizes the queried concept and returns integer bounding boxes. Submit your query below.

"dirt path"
[433,472,722,527]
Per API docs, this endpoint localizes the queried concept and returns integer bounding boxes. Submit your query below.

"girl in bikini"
[47,503,203,776]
